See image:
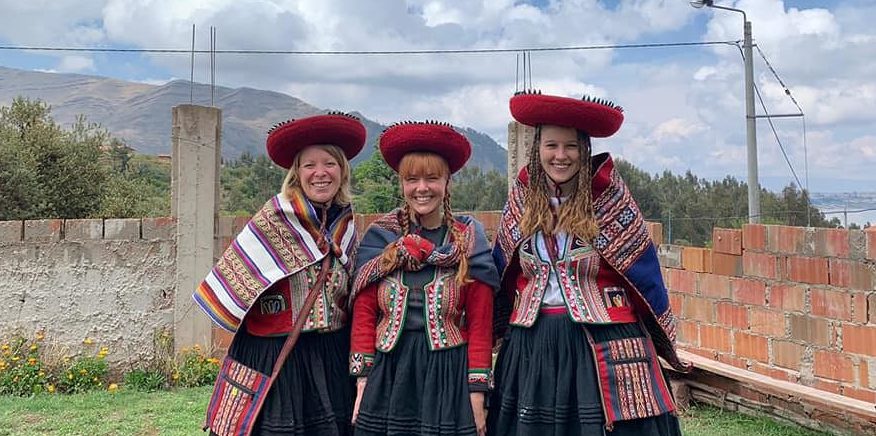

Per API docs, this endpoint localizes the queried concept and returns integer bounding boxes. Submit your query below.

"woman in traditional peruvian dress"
[349,121,499,436]
[487,92,689,436]
[194,113,366,436]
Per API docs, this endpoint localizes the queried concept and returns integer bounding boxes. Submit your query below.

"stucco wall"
[0,218,176,366]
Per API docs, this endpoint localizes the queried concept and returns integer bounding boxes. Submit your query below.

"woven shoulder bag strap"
[269,255,332,379]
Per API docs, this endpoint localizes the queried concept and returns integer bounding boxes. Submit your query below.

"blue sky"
[0,0,873,200]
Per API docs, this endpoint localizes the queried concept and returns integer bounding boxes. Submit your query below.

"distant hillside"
[0,66,507,171]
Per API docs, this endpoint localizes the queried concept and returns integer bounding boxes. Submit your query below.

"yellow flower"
[35,332,45,341]
[108,383,118,393]
[67,373,73,380]
[100,346,109,353]
[38,371,45,377]
[11,356,19,362]
[1,344,8,351]
[92,377,98,383]
[46,384,55,393]
[27,357,37,365]
[29,344,38,351]
[207,358,220,365]
[79,369,87,375]
[172,372,180,381]
[83,338,94,345]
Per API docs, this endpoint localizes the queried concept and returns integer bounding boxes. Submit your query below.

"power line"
[0,40,739,56]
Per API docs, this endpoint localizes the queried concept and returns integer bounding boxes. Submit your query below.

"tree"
[220,152,286,215]
[351,145,399,213]
[451,166,507,212]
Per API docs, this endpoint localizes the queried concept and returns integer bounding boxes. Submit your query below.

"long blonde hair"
[281,144,352,206]
[378,152,470,285]
[519,126,599,240]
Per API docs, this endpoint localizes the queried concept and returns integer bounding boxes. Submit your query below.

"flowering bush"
[0,334,50,396]
[173,345,220,388]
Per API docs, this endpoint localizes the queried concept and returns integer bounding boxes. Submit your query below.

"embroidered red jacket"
[509,235,638,326]
[350,274,493,390]
[245,257,350,336]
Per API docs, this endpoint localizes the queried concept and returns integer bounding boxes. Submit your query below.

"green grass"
[0,386,212,436]
[680,405,829,436]
[0,388,828,435]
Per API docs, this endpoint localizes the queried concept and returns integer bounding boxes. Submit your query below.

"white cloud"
[56,55,96,73]
[1,0,874,192]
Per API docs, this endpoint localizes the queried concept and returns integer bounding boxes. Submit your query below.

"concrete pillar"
[507,121,535,188]
[171,104,221,353]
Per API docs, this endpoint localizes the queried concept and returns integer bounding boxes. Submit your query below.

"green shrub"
[174,346,220,388]
[123,368,167,392]
[0,335,51,396]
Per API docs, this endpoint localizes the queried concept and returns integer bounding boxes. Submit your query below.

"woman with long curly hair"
[349,121,499,436]
[488,91,689,436]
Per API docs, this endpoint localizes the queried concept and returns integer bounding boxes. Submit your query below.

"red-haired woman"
[195,113,365,436]
[349,121,499,436]
[488,92,688,436]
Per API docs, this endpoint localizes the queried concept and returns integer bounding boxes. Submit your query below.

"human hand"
[470,391,486,436]
[352,377,367,424]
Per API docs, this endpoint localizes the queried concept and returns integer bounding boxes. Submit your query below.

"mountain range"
[0,66,507,171]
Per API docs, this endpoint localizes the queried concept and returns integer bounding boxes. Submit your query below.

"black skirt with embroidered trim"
[354,331,476,436]
[219,325,354,436]
[486,313,682,436]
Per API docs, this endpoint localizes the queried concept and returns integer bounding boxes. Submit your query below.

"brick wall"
[662,224,876,403]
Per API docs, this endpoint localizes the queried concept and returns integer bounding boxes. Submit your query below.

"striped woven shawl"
[193,191,357,332]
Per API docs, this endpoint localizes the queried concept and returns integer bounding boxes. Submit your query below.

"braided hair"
[377,152,471,285]
[519,126,599,240]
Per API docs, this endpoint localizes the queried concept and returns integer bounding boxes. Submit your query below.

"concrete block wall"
[662,224,876,403]
[0,217,177,367]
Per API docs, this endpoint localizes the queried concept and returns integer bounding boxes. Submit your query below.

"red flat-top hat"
[379,121,471,174]
[266,112,366,169]
[510,90,624,138]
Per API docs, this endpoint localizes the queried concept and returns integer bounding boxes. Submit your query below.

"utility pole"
[691,1,760,223]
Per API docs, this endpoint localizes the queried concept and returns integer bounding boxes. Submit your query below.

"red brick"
[711,253,743,277]
[814,228,851,258]
[683,347,718,360]
[678,320,699,346]
[735,332,769,362]
[814,350,856,382]
[751,362,795,381]
[664,268,697,294]
[772,340,804,370]
[742,251,778,279]
[700,325,733,353]
[749,308,785,337]
[852,292,870,324]
[699,273,732,299]
[646,221,663,246]
[789,315,831,346]
[829,259,874,290]
[812,378,843,394]
[715,352,748,370]
[669,293,684,314]
[866,227,876,261]
[683,296,715,323]
[811,288,852,321]
[843,325,876,357]
[142,217,176,240]
[843,386,876,403]
[859,361,870,388]
[211,327,233,353]
[713,228,743,255]
[870,293,876,325]
[785,256,830,285]
[731,278,767,305]
[769,284,807,312]
[767,225,806,254]
[716,302,749,329]
[232,216,250,234]
[743,224,766,251]
[682,247,712,273]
